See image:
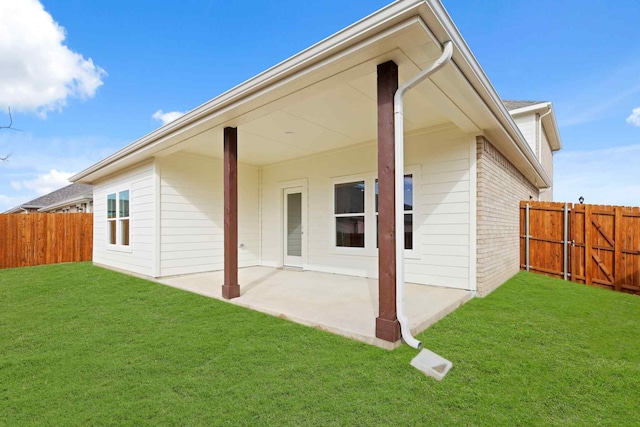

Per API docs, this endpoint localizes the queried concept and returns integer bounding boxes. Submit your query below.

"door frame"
[278,179,308,269]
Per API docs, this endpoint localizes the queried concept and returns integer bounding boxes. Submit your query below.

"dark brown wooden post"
[222,127,240,299]
[375,61,400,342]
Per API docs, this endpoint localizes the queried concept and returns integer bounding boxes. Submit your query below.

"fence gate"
[520,201,640,295]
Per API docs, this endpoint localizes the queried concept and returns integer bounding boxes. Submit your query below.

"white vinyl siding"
[260,127,475,290]
[540,128,554,201]
[157,153,259,277]
[93,161,155,276]
[513,114,537,155]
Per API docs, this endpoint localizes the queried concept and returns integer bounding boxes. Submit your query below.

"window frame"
[106,187,132,252]
[375,172,416,256]
[334,180,367,250]
[331,166,419,257]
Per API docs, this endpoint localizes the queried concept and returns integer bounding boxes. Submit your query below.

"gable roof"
[503,100,562,151]
[503,100,545,111]
[4,183,93,214]
[71,0,554,189]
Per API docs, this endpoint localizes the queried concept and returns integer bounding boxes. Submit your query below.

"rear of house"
[72,0,561,343]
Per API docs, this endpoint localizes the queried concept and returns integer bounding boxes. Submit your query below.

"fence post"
[525,203,530,272]
[563,203,569,280]
[585,205,592,285]
[614,207,623,292]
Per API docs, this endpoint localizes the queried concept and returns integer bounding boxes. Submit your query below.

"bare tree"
[1,107,20,161]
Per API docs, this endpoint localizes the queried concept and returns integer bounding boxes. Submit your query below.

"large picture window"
[107,190,130,247]
[334,181,365,248]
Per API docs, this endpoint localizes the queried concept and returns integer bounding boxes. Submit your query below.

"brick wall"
[476,136,539,296]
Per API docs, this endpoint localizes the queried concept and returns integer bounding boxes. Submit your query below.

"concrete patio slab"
[155,266,473,349]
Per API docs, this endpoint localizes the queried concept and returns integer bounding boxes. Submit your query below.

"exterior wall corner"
[475,136,539,296]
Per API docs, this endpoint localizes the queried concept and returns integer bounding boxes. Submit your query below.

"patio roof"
[71,0,550,189]
[155,266,472,349]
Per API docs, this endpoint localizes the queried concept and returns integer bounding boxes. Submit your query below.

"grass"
[1,263,639,426]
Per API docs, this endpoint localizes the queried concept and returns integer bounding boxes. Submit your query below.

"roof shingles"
[6,183,93,212]
[502,100,546,111]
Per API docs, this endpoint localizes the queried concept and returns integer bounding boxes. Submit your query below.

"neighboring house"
[503,100,561,202]
[4,183,93,214]
[71,0,561,343]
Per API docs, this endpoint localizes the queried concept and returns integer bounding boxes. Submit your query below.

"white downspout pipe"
[536,106,552,199]
[394,41,453,349]
[537,106,552,161]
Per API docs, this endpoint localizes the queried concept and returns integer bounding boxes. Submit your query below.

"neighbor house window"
[375,174,413,250]
[107,190,130,247]
[335,181,365,248]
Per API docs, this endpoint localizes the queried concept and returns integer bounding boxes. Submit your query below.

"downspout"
[536,106,553,199]
[394,40,453,349]
[537,106,552,161]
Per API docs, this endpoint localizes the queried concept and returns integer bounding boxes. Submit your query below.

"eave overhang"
[71,0,551,189]
[508,102,562,152]
[38,195,93,212]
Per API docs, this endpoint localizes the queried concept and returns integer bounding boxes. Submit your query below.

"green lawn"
[1,263,639,426]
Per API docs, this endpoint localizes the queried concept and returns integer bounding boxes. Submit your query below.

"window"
[107,190,130,247]
[375,174,413,250]
[334,181,365,248]
[333,171,416,253]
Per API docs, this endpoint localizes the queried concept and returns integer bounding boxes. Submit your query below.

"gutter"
[509,102,562,152]
[70,0,427,183]
[38,195,93,213]
[71,0,552,192]
[537,107,553,160]
[394,40,453,349]
[425,0,552,188]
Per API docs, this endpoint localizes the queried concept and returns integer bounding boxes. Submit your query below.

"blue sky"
[1,0,639,210]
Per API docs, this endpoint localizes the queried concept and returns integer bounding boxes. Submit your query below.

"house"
[503,100,561,202]
[70,0,561,344]
[4,183,93,214]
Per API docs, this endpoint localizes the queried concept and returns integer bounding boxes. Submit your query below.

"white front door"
[283,187,304,268]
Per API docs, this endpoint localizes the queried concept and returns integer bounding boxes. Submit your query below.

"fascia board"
[422,0,551,188]
[509,102,562,152]
[541,108,562,152]
[38,196,93,212]
[508,102,551,116]
[70,0,426,183]
[3,207,23,214]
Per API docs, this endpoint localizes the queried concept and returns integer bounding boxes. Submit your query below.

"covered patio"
[73,1,510,347]
[156,267,472,349]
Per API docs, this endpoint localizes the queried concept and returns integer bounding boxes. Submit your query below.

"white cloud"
[0,0,106,115]
[19,169,74,196]
[554,145,640,206]
[0,131,123,212]
[560,86,640,127]
[152,109,185,126]
[626,107,640,127]
[0,169,74,210]
[0,194,28,212]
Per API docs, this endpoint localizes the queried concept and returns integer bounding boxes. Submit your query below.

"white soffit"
[72,0,547,188]
[72,10,480,181]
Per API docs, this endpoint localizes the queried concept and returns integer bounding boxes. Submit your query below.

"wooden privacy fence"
[0,213,93,269]
[520,201,640,295]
